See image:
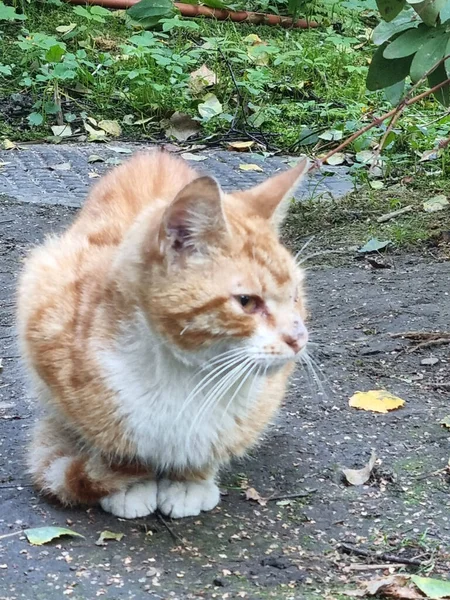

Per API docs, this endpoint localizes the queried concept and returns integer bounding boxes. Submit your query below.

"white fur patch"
[100,480,158,519]
[43,456,73,495]
[98,311,265,472]
[157,478,220,519]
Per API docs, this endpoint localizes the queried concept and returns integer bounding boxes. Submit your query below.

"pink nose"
[282,320,308,354]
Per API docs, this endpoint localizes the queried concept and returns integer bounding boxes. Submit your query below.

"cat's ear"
[159,176,229,257]
[236,158,309,231]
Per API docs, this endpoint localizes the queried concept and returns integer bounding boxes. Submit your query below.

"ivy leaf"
[45,44,65,63]
[358,237,392,253]
[376,0,405,22]
[410,32,450,83]
[367,43,414,90]
[198,93,223,121]
[384,79,405,105]
[372,11,419,46]
[0,2,26,21]
[27,112,44,126]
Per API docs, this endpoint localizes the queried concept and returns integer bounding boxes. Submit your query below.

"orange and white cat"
[17,150,309,519]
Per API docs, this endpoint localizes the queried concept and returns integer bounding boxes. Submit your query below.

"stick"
[267,489,318,502]
[338,543,425,567]
[390,331,450,340]
[377,206,413,223]
[155,512,185,545]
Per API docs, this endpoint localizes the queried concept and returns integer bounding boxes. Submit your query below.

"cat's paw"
[157,479,220,519]
[100,480,157,518]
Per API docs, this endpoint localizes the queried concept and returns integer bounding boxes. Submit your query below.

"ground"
[0,146,450,600]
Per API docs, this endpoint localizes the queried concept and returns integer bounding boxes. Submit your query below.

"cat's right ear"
[158,176,230,259]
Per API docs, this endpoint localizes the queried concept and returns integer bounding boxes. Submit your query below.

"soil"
[1,197,449,600]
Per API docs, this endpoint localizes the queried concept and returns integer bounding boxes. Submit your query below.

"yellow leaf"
[98,120,122,137]
[228,141,254,151]
[349,390,405,413]
[3,139,16,150]
[239,163,263,172]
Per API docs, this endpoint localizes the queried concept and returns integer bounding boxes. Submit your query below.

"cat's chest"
[99,330,255,470]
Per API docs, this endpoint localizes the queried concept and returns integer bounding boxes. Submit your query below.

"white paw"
[157,479,220,519]
[100,480,157,519]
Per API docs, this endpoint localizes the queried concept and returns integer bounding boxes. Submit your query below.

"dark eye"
[235,295,260,313]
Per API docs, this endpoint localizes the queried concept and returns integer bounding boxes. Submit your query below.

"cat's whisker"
[294,236,315,262]
[299,352,328,399]
[220,362,260,424]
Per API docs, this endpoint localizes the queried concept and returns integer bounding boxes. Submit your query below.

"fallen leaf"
[165,112,200,142]
[349,390,405,413]
[440,416,450,428]
[198,93,222,121]
[189,64,217,94]
[134,116,153,126]
[358,238,392,253]
[369,180,384,190]
[98,119,122,137]
[356,150,377,164]
[24,526,84,546]
[88,171,100,179]
[51,125,73,138]
[342,450,377,486]
[411,576,450,600]
[228,141,254,151]
[245,487,267,506]
[239,163,263,172]
[180,152,207,162]
[87,154,104,163]
[351,575,424,598]
[423,195,449,213]
[325,152,345,166]
[2,139,16,150]
[95,530,124,546]
[49,162,71,171]
[107,145,132,154]
[421,357,439,366]
[419,148,441,162]
[84,122,106,142]
[105,157,122,166]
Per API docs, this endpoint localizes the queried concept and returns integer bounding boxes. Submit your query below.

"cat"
[17,149,309,519]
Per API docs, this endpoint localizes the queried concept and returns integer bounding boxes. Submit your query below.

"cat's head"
[140,158,310,369]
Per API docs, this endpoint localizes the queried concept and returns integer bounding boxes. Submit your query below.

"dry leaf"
[421,357,438,366]
[95,530,124,546]
[25,526,84,546]
[180,152,207,162]
[2,139,16,150]
[49,162,71,171]
[165,112,200,142]
[189,64,217,94]
[349,390,405,413]
[228,141,254,151]
[107,145,132,154]
[423,195,449,213]
[239,163,263,172]
[51,125,73,138]
[325,152,346,166]
[245,487,267,506]
[88,171,100,178]
[98,119,122,137]
[87,154,104,163]
[84,122,106,142]
[342,451,377,486]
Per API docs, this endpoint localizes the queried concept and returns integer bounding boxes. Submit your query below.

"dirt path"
[1,198,449,600]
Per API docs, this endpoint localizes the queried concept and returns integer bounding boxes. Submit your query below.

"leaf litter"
[349,390,405,413]
[95,530,124,546]
[348,574,450,599]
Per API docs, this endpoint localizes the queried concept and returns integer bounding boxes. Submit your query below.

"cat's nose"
[282,319,308,354]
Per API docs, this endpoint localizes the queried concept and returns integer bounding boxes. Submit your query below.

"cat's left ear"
[159,176,229,258]
[235,157,309,232]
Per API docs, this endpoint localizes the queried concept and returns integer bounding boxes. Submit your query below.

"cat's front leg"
[157,475,220,519]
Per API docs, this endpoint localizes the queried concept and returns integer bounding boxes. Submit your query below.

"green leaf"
[72,6,90,18]
[383,24,434,59]
[45,44,65,63]
[428,62,450,106]
[90,5,111,16]
[367,43,414,90]
[359,238,392,253]
[410,0,446,26]
[24,527,84,545]
[27,112,44,126]
[441,1,450,22]
[376,0,405,21]
[411,576,450,599]
[410,32,450,82]
[384,79,405,104]
[127,0,174,22]
[445,36,450,76]
[0,2,26,21]
[201,0,228,7]
[198,93,223,120]
[0,64,12,76]
[372,11,419,46]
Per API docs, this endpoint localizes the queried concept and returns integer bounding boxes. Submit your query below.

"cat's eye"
[235,295,260,313]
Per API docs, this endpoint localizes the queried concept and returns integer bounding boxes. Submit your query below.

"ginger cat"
[17,150,309,519]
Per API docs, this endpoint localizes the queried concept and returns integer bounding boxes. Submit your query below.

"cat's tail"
[28,418,145,506]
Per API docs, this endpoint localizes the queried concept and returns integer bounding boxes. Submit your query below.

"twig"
[411,338,450,351]
[345,563,408,571]
[267,489,318,502]
[432,382,450,390]
[414,467,447,481]
[311,75,450,172]
[390,331,450,340]
[155,512,185,545]
[377,206,413,223]
[338,543,425,567]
